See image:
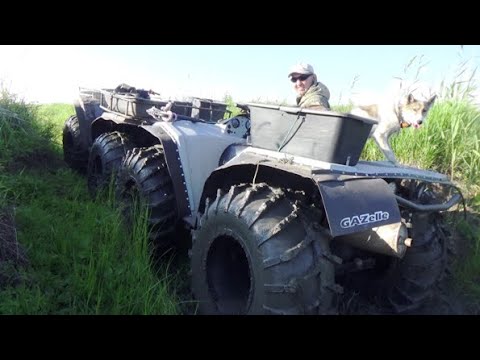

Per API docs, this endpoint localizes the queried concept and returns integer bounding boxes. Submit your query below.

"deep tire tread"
[62,115,88,172]
[191,182,339,315]
[386,214,449,313]
[263,229,314,269]
[258,201,299,247]
[87,131,134,196]
[116,145,176,248]
[247,190,285,229]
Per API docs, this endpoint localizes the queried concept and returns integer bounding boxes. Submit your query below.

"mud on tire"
[62,115,88,172]
[116,145,177,250]
[190,183,339,315]
[87,131,134,197]
[370,179,452,313]
[379,211,449,313]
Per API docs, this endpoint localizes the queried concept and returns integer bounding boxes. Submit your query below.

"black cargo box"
[248,104,377,166]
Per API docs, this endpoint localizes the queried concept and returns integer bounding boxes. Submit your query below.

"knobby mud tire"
[116,145,177,251]
[87,131,134,197]
[190,183,340,315]
[62,115,88,172]
[380,212,450,313]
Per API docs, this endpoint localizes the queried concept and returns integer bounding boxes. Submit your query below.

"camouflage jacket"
[296,82,331,110]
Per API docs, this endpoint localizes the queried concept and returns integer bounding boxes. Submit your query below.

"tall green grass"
[0,172,181,314]
[0,90,55,172]
[0,91,182,314]
[36,103,75,144]
[359,100,480,186]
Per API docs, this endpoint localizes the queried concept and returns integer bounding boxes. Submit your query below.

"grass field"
[0,97,184,314]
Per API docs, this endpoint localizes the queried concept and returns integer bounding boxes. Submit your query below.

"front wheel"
[190,183,339,315]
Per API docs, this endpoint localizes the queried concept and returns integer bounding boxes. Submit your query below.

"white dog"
[351,93,437,165]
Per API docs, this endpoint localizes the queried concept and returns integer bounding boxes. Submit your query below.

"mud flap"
[317,178,401,237]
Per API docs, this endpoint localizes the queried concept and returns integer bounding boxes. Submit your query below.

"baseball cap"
[288,63,315,78]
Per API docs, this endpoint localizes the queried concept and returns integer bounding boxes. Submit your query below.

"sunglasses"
[290,74,311,82]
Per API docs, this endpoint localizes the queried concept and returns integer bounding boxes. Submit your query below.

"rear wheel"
[374,181,451,313]
[190,183,339,315]
[116,145,177,251]
[378,212,449,313]
[87,131,134,197]
[62,115,88,172]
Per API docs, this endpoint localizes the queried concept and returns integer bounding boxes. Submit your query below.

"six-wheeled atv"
[62,86,461,314]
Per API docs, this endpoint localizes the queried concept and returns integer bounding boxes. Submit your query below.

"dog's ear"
[407,93,415,104]
[426,94,437,108]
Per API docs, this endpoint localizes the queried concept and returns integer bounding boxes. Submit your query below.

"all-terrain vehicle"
[62,86,462,315]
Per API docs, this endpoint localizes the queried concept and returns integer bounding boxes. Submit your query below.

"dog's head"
[399,93,437,129]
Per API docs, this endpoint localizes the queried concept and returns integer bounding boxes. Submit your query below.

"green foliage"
[450,216,480,312]
[0,89,55,171]
[223,94,243,118]
[359,99,480,187]
[36,103,75,145]
[332,103,353,113]
[0,167,181,314]
[0,88,181,314]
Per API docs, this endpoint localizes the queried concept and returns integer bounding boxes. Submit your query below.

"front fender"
[201,149,401,236]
